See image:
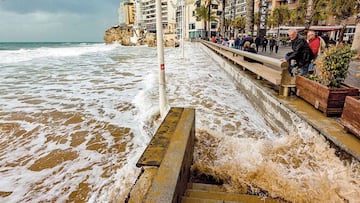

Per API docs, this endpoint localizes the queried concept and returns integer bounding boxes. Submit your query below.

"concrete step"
[182,189,284,203]
[187,183,227,192]
[181,196,244,203]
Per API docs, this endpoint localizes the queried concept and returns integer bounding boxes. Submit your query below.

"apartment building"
[118,0,135,27]
[142,0,177,33]
[184,0,223,39]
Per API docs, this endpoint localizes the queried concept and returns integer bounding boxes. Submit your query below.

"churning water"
[0,42,359,202]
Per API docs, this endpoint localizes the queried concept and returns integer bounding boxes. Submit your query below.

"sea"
[0,42,359,203]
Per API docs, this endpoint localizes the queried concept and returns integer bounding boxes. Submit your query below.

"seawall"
[200,42,360,161]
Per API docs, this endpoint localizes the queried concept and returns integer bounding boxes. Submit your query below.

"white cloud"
[0,2,118,42]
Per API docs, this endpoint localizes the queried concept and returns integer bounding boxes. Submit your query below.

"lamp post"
[156,0,168,117]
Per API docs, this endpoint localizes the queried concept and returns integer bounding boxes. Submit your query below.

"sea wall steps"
[181,183,285,203]
[126,107,195,203]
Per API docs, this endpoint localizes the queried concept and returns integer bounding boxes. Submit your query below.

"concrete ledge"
[127,107,195,203]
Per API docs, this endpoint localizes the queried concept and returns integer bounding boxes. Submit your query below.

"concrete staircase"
[181,183,285,203]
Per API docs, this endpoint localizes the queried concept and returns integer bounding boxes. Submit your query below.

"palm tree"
[195,5,209,38]
[304,0,314,32]
[245,0,254,35]
[204,0,219,39]
[233,16,246,35]
[195,4,218,39]
[220,0,226,37]
[272,5,291,36]
[328,0,357,43]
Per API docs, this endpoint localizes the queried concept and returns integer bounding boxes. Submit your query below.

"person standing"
[255,36,261,53]
[262,36,268,52]
[234,36,241,49]
[275,36,280,54]
[281,29,315,76]
[269,37,275,53]
[307,30,321,58]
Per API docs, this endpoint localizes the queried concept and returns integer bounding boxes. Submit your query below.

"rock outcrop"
[103,25,178,47]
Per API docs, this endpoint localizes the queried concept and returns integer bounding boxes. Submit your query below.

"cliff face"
[103,26,178,47]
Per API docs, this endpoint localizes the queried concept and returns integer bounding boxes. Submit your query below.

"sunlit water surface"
[0,42,359,203]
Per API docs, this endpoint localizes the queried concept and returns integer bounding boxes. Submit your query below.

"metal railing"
[201,40,295,96]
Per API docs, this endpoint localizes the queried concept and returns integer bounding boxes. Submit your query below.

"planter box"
[340,96,360,138]
[295,75,359,116]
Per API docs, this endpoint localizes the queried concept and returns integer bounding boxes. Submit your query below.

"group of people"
[281,29,325,76]
[211,34,280,54]
[211,30,327,76]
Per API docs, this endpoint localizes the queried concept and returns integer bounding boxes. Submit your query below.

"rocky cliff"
[103,25,178,47]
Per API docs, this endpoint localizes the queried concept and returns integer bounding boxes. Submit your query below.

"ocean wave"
[0,43,117,64]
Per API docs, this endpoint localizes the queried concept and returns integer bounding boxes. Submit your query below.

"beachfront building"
[118,0,135,27]
[184,0,223,40]
[142,0,177,34]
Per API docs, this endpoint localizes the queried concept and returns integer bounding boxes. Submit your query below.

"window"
[189,23,195,29]
[212,4,218,9]
[217,11,222,16]
[211,22,217,29]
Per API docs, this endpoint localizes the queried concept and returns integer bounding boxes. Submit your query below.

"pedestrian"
[280,29,315,76]
[275,36,280,54]
[269,37,275,53]
[234,36,241,49]
[228,37,235,48]
[255,36,261,53]
[262,36,268,52]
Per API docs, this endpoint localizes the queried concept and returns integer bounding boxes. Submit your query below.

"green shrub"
[312,45,356,87]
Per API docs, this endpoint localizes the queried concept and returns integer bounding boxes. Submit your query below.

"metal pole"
[156,0,167,117]
[181,0,185,58]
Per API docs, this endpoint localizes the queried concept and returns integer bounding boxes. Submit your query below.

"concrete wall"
[126,107,195,203]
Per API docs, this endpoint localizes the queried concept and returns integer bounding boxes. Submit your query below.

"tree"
[245,0,254,35]
[328,0,357,43]
[233,16,246,35]
[220,0,226,37]
[290,0,327,28]
[195,2,218,39]
[204,0,219,39]
[195,5,209,38]
[272,5,291,36]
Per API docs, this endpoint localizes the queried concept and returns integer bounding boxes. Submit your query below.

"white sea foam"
[0,42,359,203]
[0,43,117,64]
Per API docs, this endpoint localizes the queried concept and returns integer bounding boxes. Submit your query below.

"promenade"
[257,45,360,88]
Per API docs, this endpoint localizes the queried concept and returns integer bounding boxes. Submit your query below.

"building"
[118,0,135,27]
[184,0,223,39]
[142,0,177,34]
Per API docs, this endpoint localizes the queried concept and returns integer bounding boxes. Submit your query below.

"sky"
[0,0,121,42]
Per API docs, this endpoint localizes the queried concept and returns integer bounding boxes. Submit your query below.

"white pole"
[181,0,185,58]
[156,0,167,117]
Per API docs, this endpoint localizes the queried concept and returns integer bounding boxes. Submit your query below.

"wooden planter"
[340,96,360,138]
[295,75,359,116]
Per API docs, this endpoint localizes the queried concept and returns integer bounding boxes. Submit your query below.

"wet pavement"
[257,45,360,88]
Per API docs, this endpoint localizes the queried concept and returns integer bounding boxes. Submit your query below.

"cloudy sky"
[0,0,120,42]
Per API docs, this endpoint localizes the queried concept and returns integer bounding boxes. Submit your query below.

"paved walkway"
[257,45,360,88]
